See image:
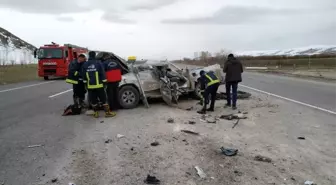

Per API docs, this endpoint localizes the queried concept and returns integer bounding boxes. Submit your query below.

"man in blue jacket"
[99,52,123,111]
[66,54,87,107]
[197,70,220,114]
[82,51,116,118]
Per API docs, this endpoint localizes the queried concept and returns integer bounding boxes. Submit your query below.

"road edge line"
[240,84,336,115]
[49,89,73,98]
[0,81,55,93]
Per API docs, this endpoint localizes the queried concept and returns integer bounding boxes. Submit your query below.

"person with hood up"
[82,51,116,118]
[223,54,243,110]
[65,53,87,107]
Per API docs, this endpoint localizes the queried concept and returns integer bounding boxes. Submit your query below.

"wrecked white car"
[115,57,224,109]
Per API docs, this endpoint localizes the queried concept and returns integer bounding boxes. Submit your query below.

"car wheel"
[118,85,140,109]
[44,76,49,80]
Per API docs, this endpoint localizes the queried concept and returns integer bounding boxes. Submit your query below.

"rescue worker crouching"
[100,52,123,111]
[197,70,220,114]
[82,51,116,118]
[66,53,87,107]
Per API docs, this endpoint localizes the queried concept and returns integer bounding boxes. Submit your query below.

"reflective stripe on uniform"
[74,71,78,76]
[65,78,78,84]
[205,74,220,86]
[86,71,104,89]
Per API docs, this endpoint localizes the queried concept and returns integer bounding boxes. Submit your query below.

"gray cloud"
[56,16,75,22]
[101,13,137,24]
[128,0,179,11]
[161,6,301,25]
[0,0,89,14]
[0,0,179,14]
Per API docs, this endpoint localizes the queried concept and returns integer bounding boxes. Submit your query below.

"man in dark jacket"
[197,70,220,114]
[66,54,87,107]
[82,51,116,118]
[223,54,243,110]
[100,52,123,111]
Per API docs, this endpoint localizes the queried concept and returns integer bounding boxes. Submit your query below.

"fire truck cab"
[34,42,88,80]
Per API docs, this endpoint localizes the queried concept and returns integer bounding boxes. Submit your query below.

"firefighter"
[197,70,220,114]
[82,51,116,118]
[100,52,123,111]
[66,53,87,107]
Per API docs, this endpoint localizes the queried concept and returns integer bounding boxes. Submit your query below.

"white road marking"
[240,84,336,115]
[49,89,73,98]
[0,81,55,93]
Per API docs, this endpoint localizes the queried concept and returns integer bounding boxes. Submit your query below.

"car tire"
[44,76,49,80]
[118,85,140,109]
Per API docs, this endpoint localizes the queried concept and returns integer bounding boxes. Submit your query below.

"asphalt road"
[0,79,76,185]
[241,72,336,113]
[0,72,335,184]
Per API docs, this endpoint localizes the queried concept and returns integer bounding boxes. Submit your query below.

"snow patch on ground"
[236,45,336,57]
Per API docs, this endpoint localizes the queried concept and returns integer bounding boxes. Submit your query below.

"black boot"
[197,109,206,114]
[206,108,214,112]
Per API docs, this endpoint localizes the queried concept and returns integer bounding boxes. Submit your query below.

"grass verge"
[0,64,39,85]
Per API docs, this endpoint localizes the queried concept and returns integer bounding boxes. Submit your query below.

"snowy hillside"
[236,45,336,57]
[0,27,36,65]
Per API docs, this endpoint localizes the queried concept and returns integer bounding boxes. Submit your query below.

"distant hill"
[236,45,336,57]
[0,27,36,65]
[0,27,36,51]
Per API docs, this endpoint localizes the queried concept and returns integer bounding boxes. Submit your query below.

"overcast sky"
[0,0,335,59]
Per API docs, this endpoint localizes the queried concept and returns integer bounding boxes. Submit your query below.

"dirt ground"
[35,85,336,185]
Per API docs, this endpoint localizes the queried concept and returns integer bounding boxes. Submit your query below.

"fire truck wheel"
[44,76,49,80]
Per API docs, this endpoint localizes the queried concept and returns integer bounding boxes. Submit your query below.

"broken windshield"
[38,48,63,59]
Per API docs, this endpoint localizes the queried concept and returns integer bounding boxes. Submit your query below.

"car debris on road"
[105,139,113,143]
[51,178,58,183]
[195,166,207,179]
[117,134,125,139]
[304,180,317,185]
[220,147,238,156]
[254,155,272,163]
[144,175,160,184]
[27,144,43,148]
[167,118,174,123]
[181,130,199,135]
[232,119,240,129]
[220,113,247,120]
[150,141,160,146]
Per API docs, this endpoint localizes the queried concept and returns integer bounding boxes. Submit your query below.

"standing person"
[82,51,116,118]
[66,54,87,107]
[100,52,123,111]
[223,54,243,110]
[197,70,220,114]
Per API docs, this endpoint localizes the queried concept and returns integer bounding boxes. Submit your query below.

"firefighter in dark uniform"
[197,70,220,114]
[66,54,87,107]
[100,52,123,111]
[82,51,116,118]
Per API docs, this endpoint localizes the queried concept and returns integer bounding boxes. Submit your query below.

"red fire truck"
[34,42,88,80]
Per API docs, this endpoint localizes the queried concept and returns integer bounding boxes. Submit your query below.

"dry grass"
[0,64,38,85]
